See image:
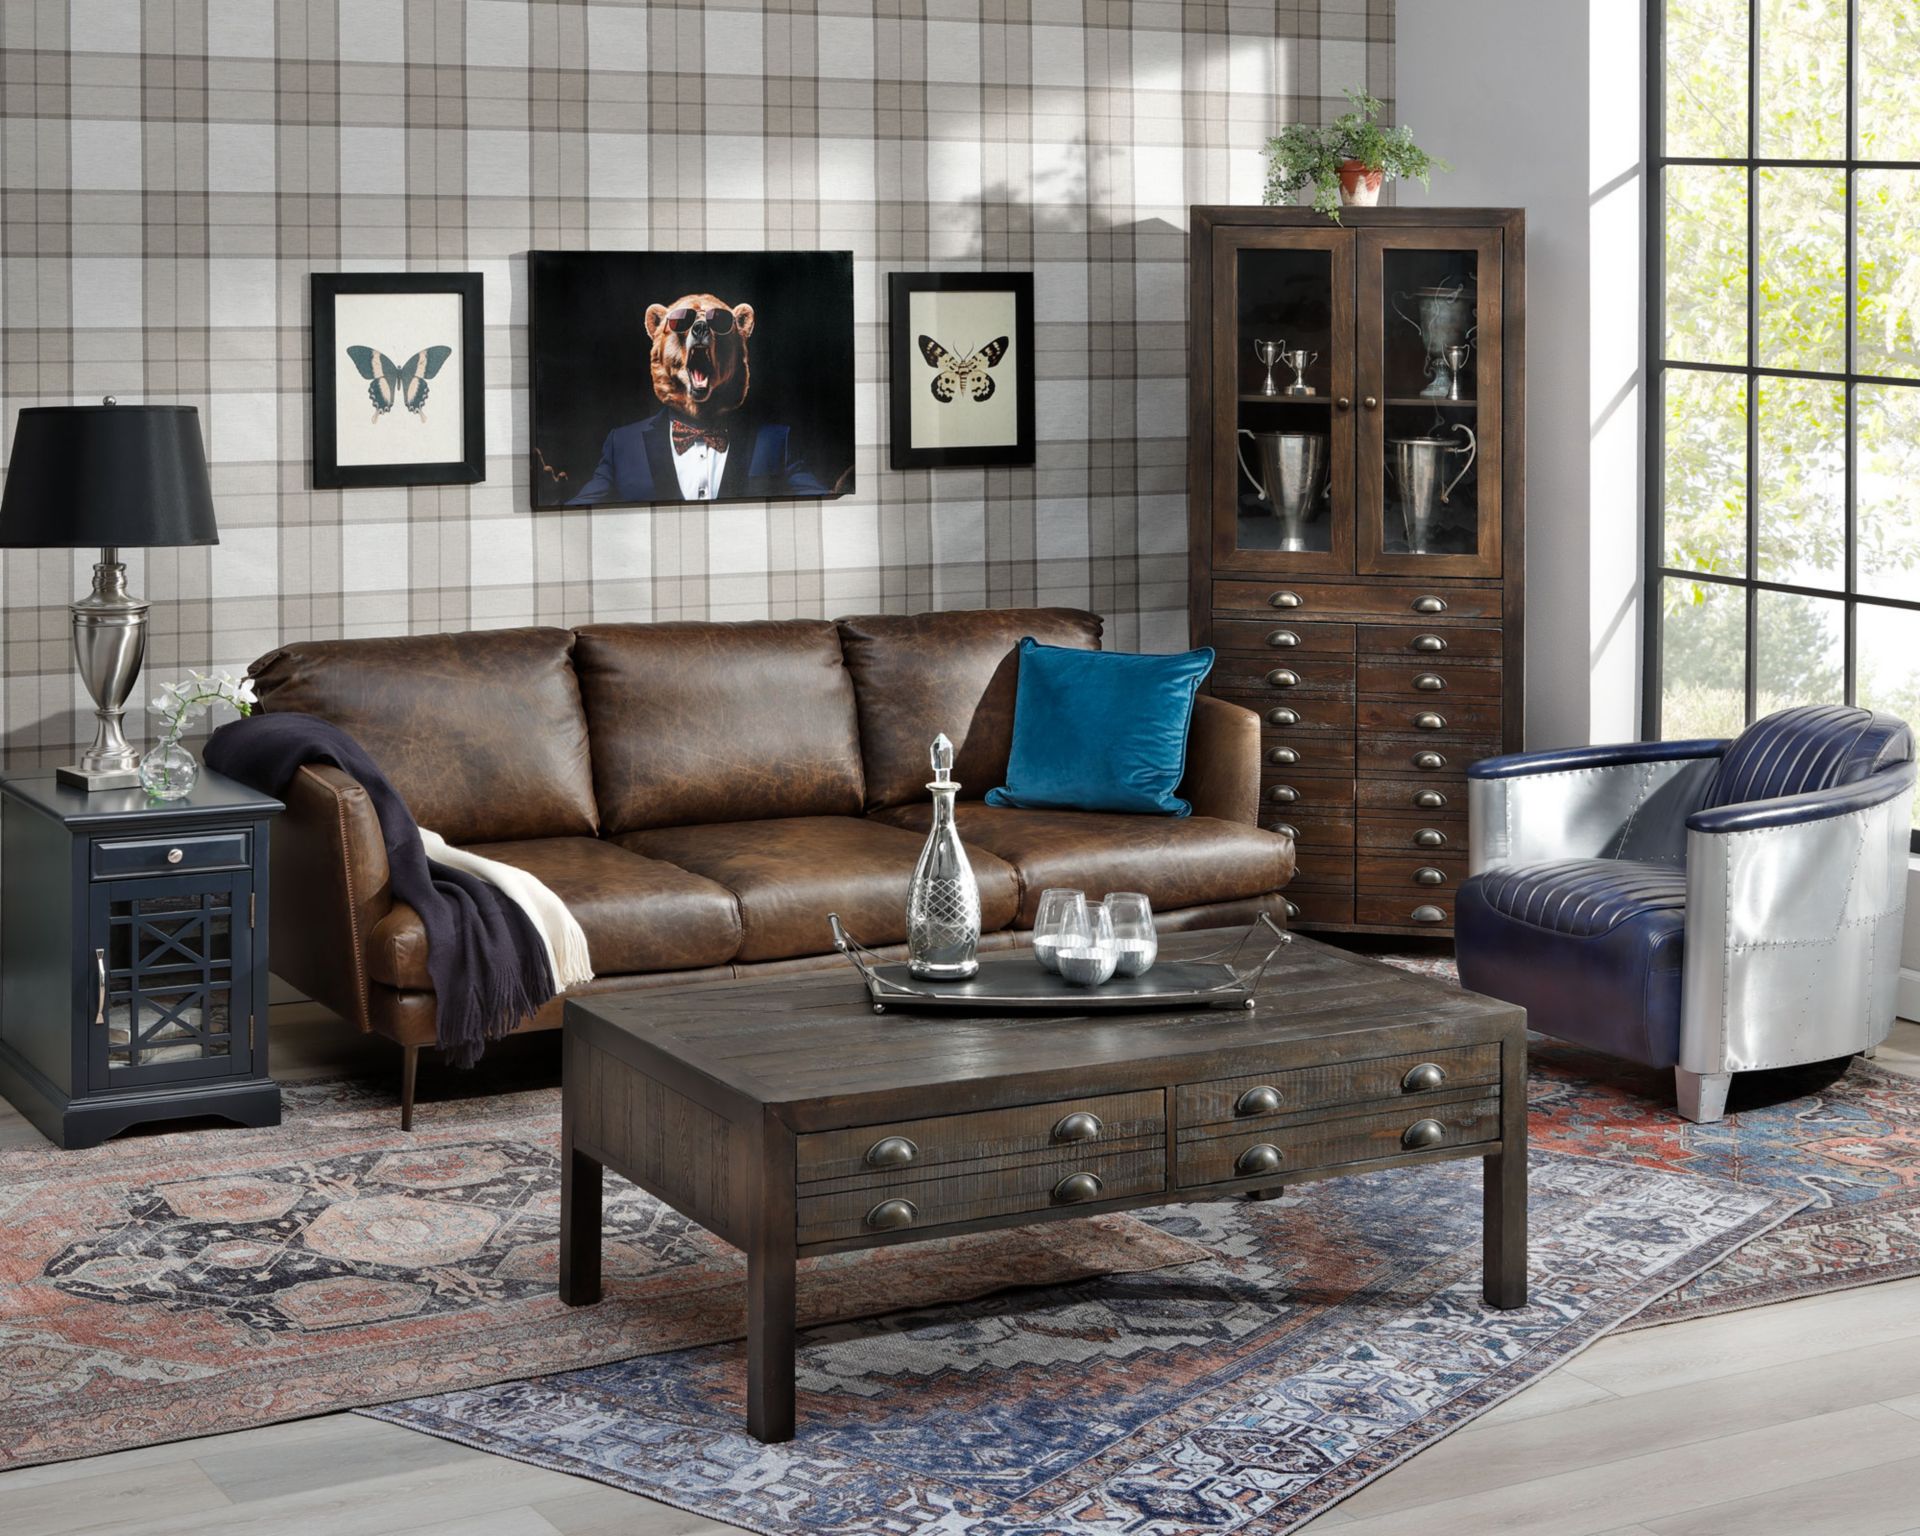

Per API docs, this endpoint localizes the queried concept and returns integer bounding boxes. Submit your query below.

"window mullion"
[1844,0,1860,705]
[1743,0,1760,725]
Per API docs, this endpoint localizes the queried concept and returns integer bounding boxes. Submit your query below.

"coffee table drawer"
[1178,1042,1500,1129]
[797,1145,1166,1246]
[1177,1096,1501,1188]
[795,1089,1165,1185]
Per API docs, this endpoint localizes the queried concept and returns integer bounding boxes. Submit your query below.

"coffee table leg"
[1483,1033,1529,1309]
[747,1231,797,1443]
[559,1142,603,1306]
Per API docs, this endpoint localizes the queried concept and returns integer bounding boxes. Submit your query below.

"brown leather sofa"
[250,607,1295,1125]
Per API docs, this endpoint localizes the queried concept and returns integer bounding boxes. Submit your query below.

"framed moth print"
[310,272,485,489]
[888,271,1036,469]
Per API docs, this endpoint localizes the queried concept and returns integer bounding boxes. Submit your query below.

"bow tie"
[670,421,730,455]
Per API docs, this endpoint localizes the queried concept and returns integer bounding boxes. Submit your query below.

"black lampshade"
[0,404,218,549]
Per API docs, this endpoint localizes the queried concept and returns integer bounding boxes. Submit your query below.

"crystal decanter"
[906,733,981,979]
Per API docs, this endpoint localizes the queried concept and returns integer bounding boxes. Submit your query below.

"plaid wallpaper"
[0,0,1392,754]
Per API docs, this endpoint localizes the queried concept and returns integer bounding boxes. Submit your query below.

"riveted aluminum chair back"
[1704,703,1914,810]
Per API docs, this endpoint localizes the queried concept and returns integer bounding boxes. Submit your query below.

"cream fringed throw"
[418,829,595,992]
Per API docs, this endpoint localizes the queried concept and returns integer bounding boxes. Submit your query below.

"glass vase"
[138,738,198,801]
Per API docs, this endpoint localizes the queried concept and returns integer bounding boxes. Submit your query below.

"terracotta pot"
[1338,160,1384,206]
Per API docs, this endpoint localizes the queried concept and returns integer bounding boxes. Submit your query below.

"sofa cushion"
[872,803,1294,927]
[617,816,1022,963]
[575,620,865,834]
[1704,704,1915,810]
[250,627,596,845]
[365,837,743,987]
[1455,859,1687,1068]
[837,608,1103,811]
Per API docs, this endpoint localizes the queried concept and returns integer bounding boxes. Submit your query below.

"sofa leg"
[400,1045,420,1132]
[1675,1068,1732,1124]
[1862,1045,1880,1060]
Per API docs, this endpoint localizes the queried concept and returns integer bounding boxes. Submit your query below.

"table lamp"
[0,399,219,790]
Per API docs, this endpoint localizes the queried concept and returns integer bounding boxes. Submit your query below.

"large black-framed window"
[1644,0,1920,850]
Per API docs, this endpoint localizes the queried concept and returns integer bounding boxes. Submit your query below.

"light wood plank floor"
[3,1010,1917,1536]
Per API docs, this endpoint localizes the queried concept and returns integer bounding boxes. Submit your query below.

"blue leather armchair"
[1455,705,1915,1123]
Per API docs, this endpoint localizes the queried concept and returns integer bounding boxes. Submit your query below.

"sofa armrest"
[1468,740,1726,875]
[1179,694,1261,824]
[268,763,397,1032]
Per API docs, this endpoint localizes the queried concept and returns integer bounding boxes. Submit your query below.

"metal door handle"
[1362,395,1379,410]
[93,948,107,1025]
[1336,396,1353,410]
[166,847,184,864]
[1236,1142,1284,1176]
[1052,1111,1103,1143]
[1053,1172,1105,1204]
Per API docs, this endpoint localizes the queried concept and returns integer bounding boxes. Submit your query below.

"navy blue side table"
[0,768,283,1148]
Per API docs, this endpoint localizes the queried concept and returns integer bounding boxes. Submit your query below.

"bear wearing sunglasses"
[566,291,831,504]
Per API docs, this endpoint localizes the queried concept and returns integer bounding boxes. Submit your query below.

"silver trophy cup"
[1386,423,1477,554]
[1236,430,1329,552]
[1252,338,1285,397]
[1282,348,1319,396]
[1393,280,1477,398]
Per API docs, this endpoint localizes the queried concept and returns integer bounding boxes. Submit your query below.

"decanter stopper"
[906,733,981,980]
[930,732,956,783]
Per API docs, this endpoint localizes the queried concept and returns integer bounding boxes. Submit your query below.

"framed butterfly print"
[888,271,1036,469]
[310,271,485,489]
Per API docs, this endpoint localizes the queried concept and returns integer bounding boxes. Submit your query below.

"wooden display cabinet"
[1187,207,1525,937]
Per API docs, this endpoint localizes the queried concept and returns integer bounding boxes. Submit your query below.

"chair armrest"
[1680,760,1915,1075]
[1178,694,1261,823]
[1468,740,1726,874]
[267,763,397,1031]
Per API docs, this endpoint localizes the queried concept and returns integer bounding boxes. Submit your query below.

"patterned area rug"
[1374,950,1920,1326]
[365,1154,1801,1536]
[0,1082,1202,1472]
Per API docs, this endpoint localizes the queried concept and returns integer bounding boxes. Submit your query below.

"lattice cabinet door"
[87,871,256,1091]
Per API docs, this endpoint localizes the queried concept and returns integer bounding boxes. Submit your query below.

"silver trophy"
[906,733,981,979]
[1443,342,1473,400]
[1386,422,1477,554]
[1252,338,1285,397]
[1281,348,1319,396]
[1393,279,1477,399]
[1236,429,1329,552]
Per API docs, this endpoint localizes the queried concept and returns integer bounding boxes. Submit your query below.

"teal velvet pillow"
[986,638,1216,817]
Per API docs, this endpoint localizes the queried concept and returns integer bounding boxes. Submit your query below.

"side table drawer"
[795,1089,1164,1184]
[92,830,252,880]
[797,1144,1166,1246]
[1176,1096,1501,1188]
[1178,1042,1500,1128]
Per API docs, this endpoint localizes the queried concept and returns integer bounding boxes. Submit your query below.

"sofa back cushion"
[1705,703,1915,809]
[837,607,1103,810]
[249,627,598,844]
[575,619,865,833]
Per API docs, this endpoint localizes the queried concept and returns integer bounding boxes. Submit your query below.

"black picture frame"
[310,271,485,489]
[888,271,1036,469]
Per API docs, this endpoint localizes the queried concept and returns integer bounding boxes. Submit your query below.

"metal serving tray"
[826,912,1290,1015]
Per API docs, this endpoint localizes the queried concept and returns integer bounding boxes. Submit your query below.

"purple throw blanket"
[206,712,555,1067]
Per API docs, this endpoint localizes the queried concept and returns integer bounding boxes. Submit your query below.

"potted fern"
[1263,88,1448,222]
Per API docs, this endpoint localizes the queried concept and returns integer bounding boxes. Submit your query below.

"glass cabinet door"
[1210,228,1354,574]
[1355,230,1504,577]
[89,874,253,1090]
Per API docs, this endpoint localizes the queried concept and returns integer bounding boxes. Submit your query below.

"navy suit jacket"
[565,411,831,504]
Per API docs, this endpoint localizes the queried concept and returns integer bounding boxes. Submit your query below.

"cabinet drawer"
[796,1144,1166,1246]
[1215,658,1356,699]
[1286,848,1353,893]
[1358,735,1500,777]
[1356,892,1455,929]
[795,1088,1165,1184]
[91,830,252,880]
[1357,851,1469,890]
[1214,581,1502,622]
[1262,735,1356,774]
[1357,776,1466,815]
[1358,623,1506,659]
[1280,887,1355,926]
[1178,1042,1502,1127]
[1356,661,1506,699]
[1264,807,1356,850]
[1262,773,1357,810]
[1176,1095,1502,1187]
[1356,698,1503,736]
[1238,695,1356,734]
[1213,619,1356,656]
[1357,814,1466,852]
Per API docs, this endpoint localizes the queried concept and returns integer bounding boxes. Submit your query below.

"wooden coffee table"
[558,931,1528,1443]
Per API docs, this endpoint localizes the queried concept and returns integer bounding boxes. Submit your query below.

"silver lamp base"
[56,547,148,792]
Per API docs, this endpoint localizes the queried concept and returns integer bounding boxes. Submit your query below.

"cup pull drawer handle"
[864,1135,918,1169]
[1265,668,1300,689]
[1414,712,1447,731]
[1052,1111,1103,1143]
[1414,827,1447,848]
[1412,633,1448,652]
[1402,1062,1448,1092]
[1414,866,1447,887]
[1268,746,1300,766]
[1412,595,1448,614]
[1412,751,1447,771]
[1266,707,1300,726]
[1414,789,1448,809]
[1052,1172,1105,1204]
[1401,1118,1448,1150]
[1236,1142,1284,1176]
[1283,899,1301,921]
[1411,904,1448,924]
[1273,822,1300,841]
[1235,1084,1282,1116]
[865,1198,918,1230]
[1269,590,1303,609]
[1414,674,1446,691]
[1269,785,1299,805]
[1267,629,1300,648]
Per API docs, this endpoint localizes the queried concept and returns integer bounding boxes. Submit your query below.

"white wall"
[1395,0,1644,748]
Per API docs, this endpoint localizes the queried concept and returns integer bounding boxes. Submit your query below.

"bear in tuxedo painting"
[529,252,855,508]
